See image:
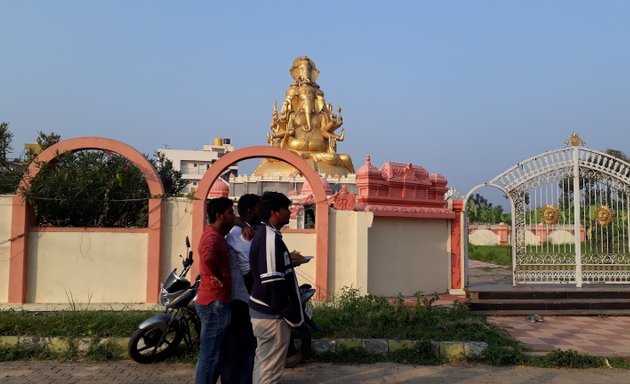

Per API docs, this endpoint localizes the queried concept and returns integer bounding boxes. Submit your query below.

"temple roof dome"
[208,179,229,197]
[300,175,333,196]
[356,155,383,180]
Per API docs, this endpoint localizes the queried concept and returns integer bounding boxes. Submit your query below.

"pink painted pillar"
[497,222,509,245]
[580,225,585,243]
[450,200,464,290]
[191,198,206,280]
[145,197,163,303]
[8,196,33,303]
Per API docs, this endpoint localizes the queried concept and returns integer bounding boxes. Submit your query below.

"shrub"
[528,349,606,369]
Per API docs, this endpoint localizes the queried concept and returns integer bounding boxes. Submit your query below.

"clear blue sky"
[2,1,629,198]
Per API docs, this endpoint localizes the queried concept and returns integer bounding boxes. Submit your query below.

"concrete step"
[467,287,630,301]
[469,298,630,312]
[472,308,630,316]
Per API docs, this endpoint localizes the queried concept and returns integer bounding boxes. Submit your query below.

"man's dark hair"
[206,197,233,224]
[237,194,260,217]
[260,191,291,221]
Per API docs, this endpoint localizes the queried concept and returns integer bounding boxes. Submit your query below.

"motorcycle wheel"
[284,324,311,368]
[128,323,183,364]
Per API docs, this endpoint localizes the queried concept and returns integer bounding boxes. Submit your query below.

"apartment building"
[158,137,237,194]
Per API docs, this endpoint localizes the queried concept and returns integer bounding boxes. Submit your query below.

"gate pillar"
[449,200,465,293]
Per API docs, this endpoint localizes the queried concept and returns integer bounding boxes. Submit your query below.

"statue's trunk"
[303,99,312,132]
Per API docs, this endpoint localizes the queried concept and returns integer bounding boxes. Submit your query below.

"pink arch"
[9,137,165,303]
[192,146,331,299]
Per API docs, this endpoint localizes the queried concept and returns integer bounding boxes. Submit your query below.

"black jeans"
[221,300,257,384]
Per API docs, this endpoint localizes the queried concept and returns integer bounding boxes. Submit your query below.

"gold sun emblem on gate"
[595,205,613,226]
[541,205,560,225]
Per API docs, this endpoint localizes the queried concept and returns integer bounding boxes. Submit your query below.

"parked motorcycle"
[128,237,200,363]
[284,256,323,368]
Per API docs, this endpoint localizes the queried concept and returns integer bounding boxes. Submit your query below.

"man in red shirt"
[195,197,235,384]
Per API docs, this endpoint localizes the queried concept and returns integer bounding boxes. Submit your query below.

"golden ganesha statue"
[254,56,355,177]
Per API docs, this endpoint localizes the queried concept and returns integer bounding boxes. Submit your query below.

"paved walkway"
[1,361,628,384]
[489,315,630,356]
[468,259,630,356]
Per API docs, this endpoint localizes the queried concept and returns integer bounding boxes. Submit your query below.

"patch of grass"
[0,296,628,369]
[0,341,55,361]
[313,288,520,350]
[0,338,126,362]
[86,339,124,361]
[607,357,630,369]
[468,245,512,266]
[162,344,198,363]
[0,309,154,337]
[472,345,526,366]
[59,338,80,360]
[527,349,606,368]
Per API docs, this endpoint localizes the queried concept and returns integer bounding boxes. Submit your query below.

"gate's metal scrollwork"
[470,134,630,286]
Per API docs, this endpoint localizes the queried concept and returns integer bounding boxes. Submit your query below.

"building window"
[193,163,198,167]
[193,181,198,186]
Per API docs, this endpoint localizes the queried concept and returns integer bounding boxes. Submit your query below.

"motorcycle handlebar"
[181,250,194,267]
[176,237,194,277]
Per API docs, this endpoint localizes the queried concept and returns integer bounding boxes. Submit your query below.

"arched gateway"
[191,146,331,298]
[9,137,165,303]
[464,134,630,287]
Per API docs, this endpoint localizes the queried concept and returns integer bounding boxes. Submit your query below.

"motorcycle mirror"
[185,236,190,248]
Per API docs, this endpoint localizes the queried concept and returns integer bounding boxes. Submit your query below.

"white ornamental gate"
[466,135,630,286]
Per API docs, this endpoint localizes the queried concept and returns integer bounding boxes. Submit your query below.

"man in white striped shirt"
[222,194,260,384]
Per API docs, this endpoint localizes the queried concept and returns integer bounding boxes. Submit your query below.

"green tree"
[0,122,26,193]
[21,135,187,227]
[24,150,150,227]
[556,148,630,251]
[605,148,630,163]
[467,193,511,224]
[25,131,61,162]
[0,122,14,168]
[151,151,186,196]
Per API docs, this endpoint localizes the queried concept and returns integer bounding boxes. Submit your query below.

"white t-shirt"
[226,225,252,303]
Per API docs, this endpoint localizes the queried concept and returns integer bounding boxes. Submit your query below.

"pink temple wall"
[352,156,459,292]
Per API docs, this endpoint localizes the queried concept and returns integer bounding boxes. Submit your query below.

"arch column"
[192,146,331,299]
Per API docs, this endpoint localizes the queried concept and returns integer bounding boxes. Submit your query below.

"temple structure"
[2,57,460,305]
[254,56,355,177]
[232,56,451,229]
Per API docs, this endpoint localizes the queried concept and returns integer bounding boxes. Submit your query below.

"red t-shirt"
[196,226,232,305]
